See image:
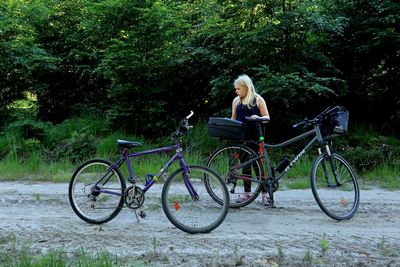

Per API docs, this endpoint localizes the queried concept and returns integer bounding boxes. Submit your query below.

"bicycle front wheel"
[162,165,229,234]
[311,153,360,220]
[69,159,126,224]
[206,145,264,208]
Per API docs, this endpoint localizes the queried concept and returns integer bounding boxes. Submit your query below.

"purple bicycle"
[68,112,229,234]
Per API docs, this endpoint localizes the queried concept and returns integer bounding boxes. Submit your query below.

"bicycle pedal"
[139,210,146,218]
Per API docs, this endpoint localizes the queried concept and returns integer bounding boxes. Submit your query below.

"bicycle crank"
[264,178,279,193]
[272,181,279,192]
[124,186,145,209]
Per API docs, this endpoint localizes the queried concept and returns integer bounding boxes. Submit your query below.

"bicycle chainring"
[272,181,279,192]
[265,177,279,193]
[124,186,145,209]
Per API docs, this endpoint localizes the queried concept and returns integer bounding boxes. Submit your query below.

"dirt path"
[0,181,399,266]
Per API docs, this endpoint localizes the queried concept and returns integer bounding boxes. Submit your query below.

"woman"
[231,74,271,205]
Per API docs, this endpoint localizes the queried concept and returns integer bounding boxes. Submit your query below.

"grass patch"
[278,157,311,189]
[0,246,147,267]
[285,176,309,189]
[0,153,73,182]
[363,164,400,190]
[377,236,400,257]
[0,115,399,189]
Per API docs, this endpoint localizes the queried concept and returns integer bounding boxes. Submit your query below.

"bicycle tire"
[69,159,126,224]
[206,145,264,208]
[310,153,360,220]
[161,165,229,234]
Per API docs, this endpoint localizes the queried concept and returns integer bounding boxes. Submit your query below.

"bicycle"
[206,106,360,221]
[69,111,229,234]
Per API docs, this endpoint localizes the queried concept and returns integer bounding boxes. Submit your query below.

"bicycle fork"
[319,145,341,187]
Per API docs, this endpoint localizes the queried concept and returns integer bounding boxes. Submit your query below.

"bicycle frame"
[233,124,327,185]
[94,142,198,198]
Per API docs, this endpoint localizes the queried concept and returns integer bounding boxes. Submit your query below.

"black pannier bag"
[320,106,349,139]
[208,117,247,140]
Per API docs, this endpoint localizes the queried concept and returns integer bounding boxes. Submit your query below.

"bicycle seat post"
[256,122,264,139]
[121,148,136,184]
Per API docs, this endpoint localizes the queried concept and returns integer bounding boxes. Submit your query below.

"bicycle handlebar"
[171,111,195,140]
[292,119,309,129]
[293,106,333,129]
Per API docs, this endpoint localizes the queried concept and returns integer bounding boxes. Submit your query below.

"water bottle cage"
[144,174,154,186]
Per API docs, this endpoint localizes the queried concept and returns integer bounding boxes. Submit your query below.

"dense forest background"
[0,0,399,182]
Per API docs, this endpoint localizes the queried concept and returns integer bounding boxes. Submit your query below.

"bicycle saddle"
[117,139,142,149]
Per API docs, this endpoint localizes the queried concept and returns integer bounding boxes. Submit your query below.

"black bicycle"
[206,106,360,221]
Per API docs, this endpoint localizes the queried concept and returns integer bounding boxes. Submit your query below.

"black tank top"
[236,98,260,140]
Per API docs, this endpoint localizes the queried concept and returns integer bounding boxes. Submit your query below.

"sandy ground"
[0,181,399,266]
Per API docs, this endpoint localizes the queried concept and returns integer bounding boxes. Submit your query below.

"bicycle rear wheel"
[161,165,229,234]
[206,145,264,208]
[69,159,126,224]
[311,153,360,220]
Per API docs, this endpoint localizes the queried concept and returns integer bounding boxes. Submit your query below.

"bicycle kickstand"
[133,209,140,222]
[132,208,146,222]
[268,185,276,208]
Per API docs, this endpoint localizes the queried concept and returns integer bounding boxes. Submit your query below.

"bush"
[15,138,42,159]
[342,145,400,172]
[46,132,96,163]
[333,124,400,173]
[4,119,51,140]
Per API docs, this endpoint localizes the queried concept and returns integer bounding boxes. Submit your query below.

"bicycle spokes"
[206,145,264,208]
[321,157,344,188]
[311,153,360,221]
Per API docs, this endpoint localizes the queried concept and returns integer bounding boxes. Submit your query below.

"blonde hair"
[234,74,258,109]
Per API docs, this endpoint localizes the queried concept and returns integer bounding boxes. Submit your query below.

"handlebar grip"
[245,116,270,123]
[292,122,304,128]
[293,118,310,128]
[186,111,194,120]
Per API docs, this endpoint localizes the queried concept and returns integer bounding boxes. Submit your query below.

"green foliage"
[319,235,330,257]
[47,132,96,163]
[45,116,109,146]
[1,0,399,136]
[364,164,400,190]
[339,124,400,172]
[329,0,400,131]
[96,0,207,135]
[255,66,347,127]
[303,249,313,265]
[0,244,146,267]
[5,119,50,140]
[0,113,399,187]
[0,0,400,183]
[0,1,45,106]
[377,236,399,257]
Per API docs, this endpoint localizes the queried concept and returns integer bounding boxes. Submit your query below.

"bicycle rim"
[311,153,360,220]
[69,159,126,224]
[206,145,263,208]
[162,165,229,234]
